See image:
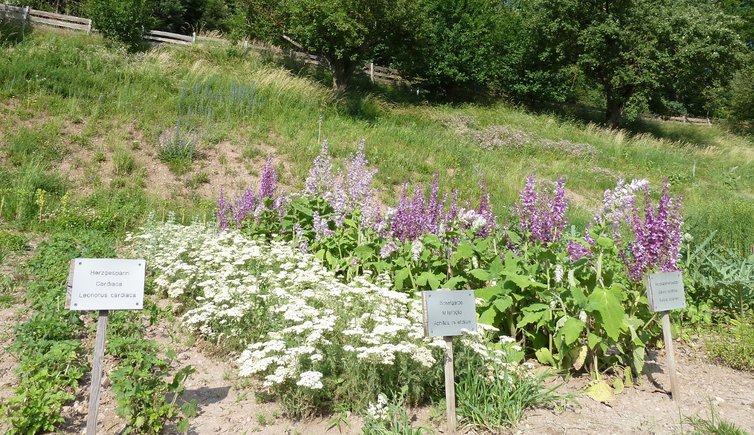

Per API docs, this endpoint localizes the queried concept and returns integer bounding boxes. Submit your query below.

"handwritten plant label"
[67,259,146,310]
[421,290,477,337]
[646,271,686,312]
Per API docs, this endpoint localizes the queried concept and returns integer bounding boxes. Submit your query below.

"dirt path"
[516,343,754,434]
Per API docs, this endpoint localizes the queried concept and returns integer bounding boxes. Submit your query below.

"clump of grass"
[7,126,60,167]
[158,120,197,175]
[704,316,754,371]
[684,403,748,435]
[112,148,137,176]
[185,171,210,190]
[0,231,27,263]
[455,348,563,431]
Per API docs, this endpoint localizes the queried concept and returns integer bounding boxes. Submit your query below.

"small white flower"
[554,264,564,283]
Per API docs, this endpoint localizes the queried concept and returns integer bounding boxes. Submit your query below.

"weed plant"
[704,316,754,371]
[684,403,748,435]
[455,349,562,430]
[158,120,197,175]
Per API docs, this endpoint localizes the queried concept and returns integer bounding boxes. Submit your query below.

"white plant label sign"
[646,271,686,312]
[68,258,146,310]
[422,290,477,337]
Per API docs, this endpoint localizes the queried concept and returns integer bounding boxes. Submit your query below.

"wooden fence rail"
[0,2,412,86]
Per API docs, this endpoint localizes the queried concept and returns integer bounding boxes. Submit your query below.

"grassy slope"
[1,29,753,250]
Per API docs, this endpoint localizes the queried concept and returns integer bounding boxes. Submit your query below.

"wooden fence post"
[22,6,30,33]
[369,62,374,83]
[192,31,196,43]
[87,18,92,34]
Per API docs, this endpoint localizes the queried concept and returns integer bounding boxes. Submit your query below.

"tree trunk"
[330,59,356,95]
[605,94,625,128]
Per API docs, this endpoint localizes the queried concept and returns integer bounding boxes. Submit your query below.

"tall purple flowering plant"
[617,179,684,282]
[217,157,286,229]
[514,175,568,244]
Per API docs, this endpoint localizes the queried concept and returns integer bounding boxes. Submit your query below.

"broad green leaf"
[571,345,588,371]
[505,272,546,290]
[570,286,588,307]
[624,367,634,387]
[427,274,441,290]
[470,269,491,281]
[488,256,504,277]
[632,346,645,376]
[353,245,374,260]
[596,236,614,248]
[559,317,585,345]
[535,347,557,366]
[479,306,498,325]
[475,286,501,302]
[455,243,475,259]
[393,268,410,290]
[444,276,466,289]
[586,286,625,341]
[612,377,625,395]
[587,333,602,350]
[517,304,549,328]
[585,381,612,402]
[493,296,513,313]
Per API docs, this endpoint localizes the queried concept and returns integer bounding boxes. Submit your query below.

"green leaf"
[535,347,557,366]
[505,272,547,290]
[517,304,549,328]
[479,306,498,325]
[632,346,645,376]
[353,245,374,260]
[559,317,585,345]
[454,243,475,261]
[585,381,612,402]
[470,269,491,281]
[475,286,501,302]
[612,377,624,395]
[427,274,441,290]
[493,296,513,313]
[393,268,410,290]
[587,333,602,350]
[488,256,504,277]
[586,286,625,341]
[571,344,588,371]
[570,286,588,307]
[444,276,467,289]
[596,236,614,248]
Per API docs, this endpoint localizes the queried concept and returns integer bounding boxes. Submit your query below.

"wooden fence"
[0,3,411,86]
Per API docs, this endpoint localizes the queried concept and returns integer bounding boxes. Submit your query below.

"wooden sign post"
[422,290,477,434]
[645,271,686,402]
[67,258,146,435]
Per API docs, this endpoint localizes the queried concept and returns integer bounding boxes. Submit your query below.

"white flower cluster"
[131,220,511,397]
[366,393,389,420]
[597,178,650,225]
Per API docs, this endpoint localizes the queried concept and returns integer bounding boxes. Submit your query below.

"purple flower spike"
[515,175,569,244]
[259,157,277,200]
[618,179,684,282]
[217,188,229,231]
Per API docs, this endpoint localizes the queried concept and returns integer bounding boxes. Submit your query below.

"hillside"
[2,28,754,435]
[1,29,753,250]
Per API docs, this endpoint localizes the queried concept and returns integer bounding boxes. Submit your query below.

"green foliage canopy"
[529,0,745,125]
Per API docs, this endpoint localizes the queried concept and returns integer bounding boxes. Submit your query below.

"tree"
[531,0,745,126]
[396,0,524,98]
[86,0,151,51]
[280,0,419,93]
